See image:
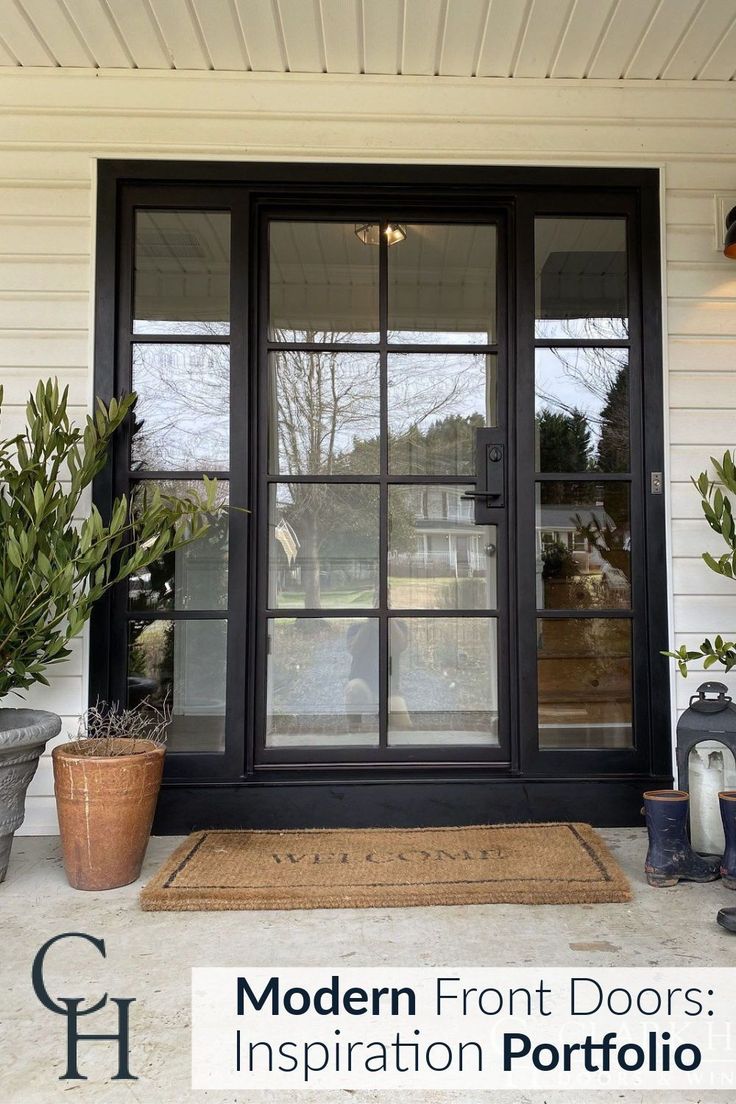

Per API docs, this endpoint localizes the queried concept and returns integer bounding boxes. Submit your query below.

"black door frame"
[91,161,671,829]
[516,190,652,777]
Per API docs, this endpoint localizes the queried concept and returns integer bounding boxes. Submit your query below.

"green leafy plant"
[541,540,578,581]
[666,450,736,675]
[0,379,224,698]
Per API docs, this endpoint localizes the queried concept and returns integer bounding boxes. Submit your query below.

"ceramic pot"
[0,708,61,882]
[53,738,165,890]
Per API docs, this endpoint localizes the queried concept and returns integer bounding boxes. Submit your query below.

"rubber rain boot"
[719,791,736,889]
[717,908,736,933]
[644,789,721,887]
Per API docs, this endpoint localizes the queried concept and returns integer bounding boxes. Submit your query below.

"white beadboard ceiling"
[0,0,735,79]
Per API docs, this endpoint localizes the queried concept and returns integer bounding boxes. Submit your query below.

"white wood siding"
[0,69,733,833]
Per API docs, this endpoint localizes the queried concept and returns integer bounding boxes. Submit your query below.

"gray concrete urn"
[0,708,61,882]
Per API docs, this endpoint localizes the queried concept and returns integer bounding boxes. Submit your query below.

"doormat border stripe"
[140,822,631,911]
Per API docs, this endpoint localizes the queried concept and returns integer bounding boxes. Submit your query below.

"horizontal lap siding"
[0,71,730,831]
[666,168,736,721]
[0,145,94,833]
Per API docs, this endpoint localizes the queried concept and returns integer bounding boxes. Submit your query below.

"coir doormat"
[140,823,630,911]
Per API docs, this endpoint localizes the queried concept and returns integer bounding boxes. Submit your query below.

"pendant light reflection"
[354,222,407,247]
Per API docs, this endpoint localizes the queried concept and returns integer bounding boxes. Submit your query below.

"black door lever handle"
[468,431,505,520]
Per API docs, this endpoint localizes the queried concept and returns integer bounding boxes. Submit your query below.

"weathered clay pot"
[53,738,165,891]
[0,708,61,882]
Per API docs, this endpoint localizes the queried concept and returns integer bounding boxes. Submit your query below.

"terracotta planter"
[53,738,165,891]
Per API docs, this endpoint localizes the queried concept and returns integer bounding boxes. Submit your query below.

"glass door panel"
[534,217,627,340]
[268,483,379,609]
[387,352,498,474]
[531,213,635,757]
[131,343,230,471]
[269,221,379,343]
[265,617,379,748]
[388,486,497,610]
[535,346,629,473]
[388,223,497,343]
[134,209,230,335]
[268,350,381,474]
[261,215,504,762]
[388,617,499,747]
[537,618,633,749]
[535,481,631,611]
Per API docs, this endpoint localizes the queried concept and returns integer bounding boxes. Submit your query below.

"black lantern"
[677,681,736,853]
[724,206,736,260]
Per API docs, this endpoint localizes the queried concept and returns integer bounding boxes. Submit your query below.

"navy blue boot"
[644,790,721,887]
[719,791,736,890]
[717,908,736,932]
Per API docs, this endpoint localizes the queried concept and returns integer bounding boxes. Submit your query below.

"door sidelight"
[463,428,505,522]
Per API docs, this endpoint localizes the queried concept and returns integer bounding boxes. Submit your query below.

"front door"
[257,212,509,767]
[97,165,670,828]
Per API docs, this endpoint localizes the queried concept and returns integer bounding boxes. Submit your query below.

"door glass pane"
[535,347,629,473]
[388,353,497,474]
[131,344,229,471]
[388,224,496,344]
[266,617,379,747]
[389,485,497,609]
[535,217,627,339]
[269,222,379,343]
[269,484,379,608]
[128,619,226,752]
[269,351,380,474]
[537,618,633,748]
[129,481,229,611]
[536,482,631,610]
[133,210,230,335]
[388,617,499,746]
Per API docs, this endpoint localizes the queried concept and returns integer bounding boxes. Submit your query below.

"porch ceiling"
[0,0,735,81]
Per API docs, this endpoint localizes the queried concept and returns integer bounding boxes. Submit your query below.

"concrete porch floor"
[1,828,734,1104]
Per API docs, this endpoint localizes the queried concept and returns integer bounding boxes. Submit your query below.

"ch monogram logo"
[31,932,136,1081]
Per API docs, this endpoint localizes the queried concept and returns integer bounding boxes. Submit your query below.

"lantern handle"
[690,681,732,713]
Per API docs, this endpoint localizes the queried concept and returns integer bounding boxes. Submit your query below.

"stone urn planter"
[0,708,61,882]
[53,738,165,891]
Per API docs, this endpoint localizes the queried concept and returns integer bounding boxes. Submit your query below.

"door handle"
[483,442,504,502]
[462,431,505,522]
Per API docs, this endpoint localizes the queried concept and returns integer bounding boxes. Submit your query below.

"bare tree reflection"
[388,353,493,475]
[272,335,490,608]
[132,330,229,471]
[271,331,380,475]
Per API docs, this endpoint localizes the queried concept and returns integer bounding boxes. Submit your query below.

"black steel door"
[255,209,511,768]
[95,164,669,829]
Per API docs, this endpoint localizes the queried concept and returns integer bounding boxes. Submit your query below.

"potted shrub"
[667,451,736,675]
[53,701,169,890]
[0,379,223,883]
